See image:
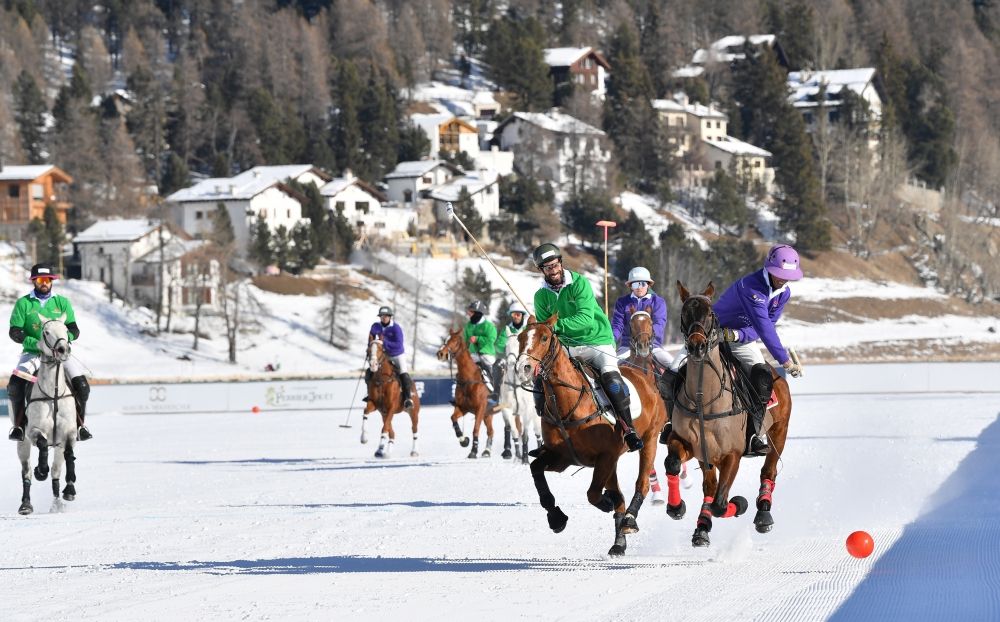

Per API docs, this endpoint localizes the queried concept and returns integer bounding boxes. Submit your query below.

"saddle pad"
[766,390,779,410]
[601,376,643,425]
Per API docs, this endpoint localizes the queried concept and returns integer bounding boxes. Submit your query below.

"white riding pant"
[388,355,408,375]
[616,345,674,369]
[669,341,764,372]
[568,343,619,375]
[14,352,85,380]
[470,353,495,369]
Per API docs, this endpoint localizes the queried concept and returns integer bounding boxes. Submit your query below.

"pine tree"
[452,186,483,240]
[210,203,236,248]
[331,61,363,175]
[614,211,656,283]
[291,222,318,272]
[460,266,494,310]
[704,170,749,234]
[563,189,615,248]
[27,205,64,267]
[249,220,273,267]
[126,66,166,182]
[358,70,400,181]
[13,70,47,164]
[272,225,292,272]
[160,153,190,196]
[483,11,552,111]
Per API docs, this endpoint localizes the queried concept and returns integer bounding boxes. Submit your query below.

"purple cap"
[764,244,803,281]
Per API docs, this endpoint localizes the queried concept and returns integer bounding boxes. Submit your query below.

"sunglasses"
[540,260,562,273]
[33,277,54,285]
[630,281,649,289]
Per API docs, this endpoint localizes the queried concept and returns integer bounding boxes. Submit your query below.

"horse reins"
[30,321,74,448]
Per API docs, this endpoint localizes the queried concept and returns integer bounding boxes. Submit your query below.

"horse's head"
[628,304,654,358]
[368,338,385,372]
[436,328,463,362]
[515,313,557,384]
[40,317,71,362]
[677,280,718,361]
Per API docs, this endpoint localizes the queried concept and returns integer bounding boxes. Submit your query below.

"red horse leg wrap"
[758,479,775,504]
[700,497,714,518]
[666,474,681,506]
[723,503,737,518]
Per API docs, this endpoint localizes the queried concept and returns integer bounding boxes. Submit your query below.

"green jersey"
[463,318,498,356]
[533,270,614,347]
[10,293,77,354]
[494,322,526,354]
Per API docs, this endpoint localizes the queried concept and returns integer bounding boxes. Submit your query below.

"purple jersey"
[611,292,667,350]
[713,269,792,364]
[369,321,405,357]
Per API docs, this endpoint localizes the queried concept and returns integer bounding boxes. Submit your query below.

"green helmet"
[377,306,393,316]
[532,243,562,267]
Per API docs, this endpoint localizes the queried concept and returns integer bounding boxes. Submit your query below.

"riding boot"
[658,368,681,444]
[490,360,504,404]
[7,374,28,441]
[601,371,643,452]
[361,369,373,403]
[70,376,92,441]
[746,364,773,456]
[478,361,497,404]
[399,372,415,409]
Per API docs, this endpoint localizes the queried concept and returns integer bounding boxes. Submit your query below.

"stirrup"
[8,426,24,442]
[78,426,93,441]
[745,434,769,457]
[624,430,643,452]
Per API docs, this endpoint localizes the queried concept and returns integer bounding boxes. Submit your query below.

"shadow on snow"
[830,411,1000,621]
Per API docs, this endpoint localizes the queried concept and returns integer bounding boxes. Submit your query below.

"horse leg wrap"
[757,479,775,511]
[666,474,682,506]
[64,445,76,483]
[697,499,714,531]
[452,420,463,438]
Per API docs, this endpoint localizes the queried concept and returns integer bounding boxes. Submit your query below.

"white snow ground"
[2,362,999,621]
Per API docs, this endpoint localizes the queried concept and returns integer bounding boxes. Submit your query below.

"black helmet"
[377,306,393,316]
[467,300,485,313]
[532,243,561,267]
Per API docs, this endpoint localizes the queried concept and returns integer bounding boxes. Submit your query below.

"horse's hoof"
[459,436,470,448]
[596,493,615,513]
[467,451,477,459]
[360,434,369,445]
[608,543,626,556]
[620,514,639,534]
[754,510,774,533]
[501,449,512,459]
[547,507,569,533]
[374,449,386,458]
[731,496,749,518]
[666,500,686,520]
[33,467,49,482]
[481,449,491,458]
[18,502,32,515]
[692,529,711,547]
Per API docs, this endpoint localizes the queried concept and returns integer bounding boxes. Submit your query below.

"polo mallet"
[340,352,370,429]
[446,202,532,312]
[788,347,803,377]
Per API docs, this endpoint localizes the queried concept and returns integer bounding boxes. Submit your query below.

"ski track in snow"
[1,369,999,621]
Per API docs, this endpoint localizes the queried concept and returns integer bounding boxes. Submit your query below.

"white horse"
[15,317,78,515]
[498,347,541,464]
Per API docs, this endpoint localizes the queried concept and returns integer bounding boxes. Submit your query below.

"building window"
[287,209,291,218]
[357,201,370,215]
[715,161,722,170]
[422,175,432,184]
[335,201,345,212]
[7,186,19,198]
[31,184,43,199]
[195,210,203,220]
[442,128,460,152]
[716,121,721,128]
[403,189,413,202]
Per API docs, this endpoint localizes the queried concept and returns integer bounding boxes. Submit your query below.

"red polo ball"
[846,531,874,558]
[251,405,261,414]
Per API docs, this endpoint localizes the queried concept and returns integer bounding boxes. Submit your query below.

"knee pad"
[70,376,90,401]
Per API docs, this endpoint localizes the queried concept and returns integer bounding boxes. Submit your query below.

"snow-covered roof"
[703,136,771,158]
[787,68,877,109]
[672,65,705,79]
[166,165,325,203]
[692,34,776,65]
[319,176,386,202]
[508,111,605,136]
[0,165,65,182]
[651,99,686,113]
[385,160,459,180]
[472,91,499,107]
[686,102,727,120]
[134,238,207,263]
[425,171,499,201]
[74,219,160,243]
[544,47,592,67]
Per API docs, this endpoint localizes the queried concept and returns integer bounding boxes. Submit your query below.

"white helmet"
[508,301,528,316]
[626,266,654,285]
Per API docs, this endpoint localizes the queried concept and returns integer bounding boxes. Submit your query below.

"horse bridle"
[680,295,720,358]
[40,319,70,362]
[629,310,654,354]
[368,340,394,387]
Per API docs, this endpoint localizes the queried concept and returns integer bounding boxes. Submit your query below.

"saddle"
[568,358,642,426]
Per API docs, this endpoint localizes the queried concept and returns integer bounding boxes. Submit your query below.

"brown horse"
[436,328,496,458]
[363,339,420,458]
[515,314,667,556]
[662,281,793,546]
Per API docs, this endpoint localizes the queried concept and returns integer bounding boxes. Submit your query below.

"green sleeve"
[9,297,27,329]
[62,298,78,341]
[10,298,38,353]
[495,326,508,353]
[533,289,553,323]
[463,322,474,348]
[485,321,498,354]
[555,276,598,335]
